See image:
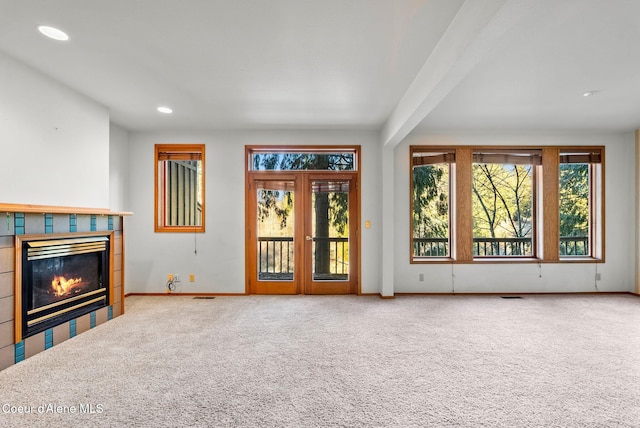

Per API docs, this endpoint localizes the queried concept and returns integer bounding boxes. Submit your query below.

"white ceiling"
[1,0,639,136]
[419,0,640,133]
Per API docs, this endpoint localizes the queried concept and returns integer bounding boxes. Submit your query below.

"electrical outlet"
[419,273,424,282]
[174,274,179,282]
[190,274,195,282]
[595,273,602,281]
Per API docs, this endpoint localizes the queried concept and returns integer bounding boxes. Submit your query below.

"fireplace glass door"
[30,253,103,308]
[22,236,109,338]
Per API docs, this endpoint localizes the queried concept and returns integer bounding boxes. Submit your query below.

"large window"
[411,150,453,258]
[472,150,539,257]
[155,144,205,233]
[410,145,604,263]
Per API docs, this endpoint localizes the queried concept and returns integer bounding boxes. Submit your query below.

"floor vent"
[193,296,216,300]
[501,296,522,299]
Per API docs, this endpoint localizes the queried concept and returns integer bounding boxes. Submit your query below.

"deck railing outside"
[413,236,590,257]
[258,237,294,275]
[559,236,589,256]
[258,237,348,276]
[473,237,532,256]
[258,236,591,275]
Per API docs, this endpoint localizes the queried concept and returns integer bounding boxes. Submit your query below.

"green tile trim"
[108,306,113,320]
[90,215,97,232]
[15,341,24,363]
[69,319,77,338]
[108,216,114,231]
[45,329,54,349]
[44,213,53,233]
[14,213,25,235]
[90,312,96,329]
[69,214,77,233]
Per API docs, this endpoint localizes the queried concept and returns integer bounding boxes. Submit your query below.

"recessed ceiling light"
[583,90,598,97]
[157,106,173,114]
[37,25,69,41]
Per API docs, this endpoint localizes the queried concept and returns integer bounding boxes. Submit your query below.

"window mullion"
[542,147,559,261]
[455,147,473,261]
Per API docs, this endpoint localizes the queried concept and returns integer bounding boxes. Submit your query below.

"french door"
[246,173,359,294]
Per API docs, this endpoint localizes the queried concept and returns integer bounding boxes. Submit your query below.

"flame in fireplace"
[51,275,83,296]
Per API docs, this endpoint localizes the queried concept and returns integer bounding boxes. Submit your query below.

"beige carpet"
[1,294,640,427]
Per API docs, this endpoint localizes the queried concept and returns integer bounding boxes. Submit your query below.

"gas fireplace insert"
[20,235,110,339]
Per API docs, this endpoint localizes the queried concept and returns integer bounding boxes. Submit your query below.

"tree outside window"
[471,150,539,257]
[559,149,602,257]
[409,145,603,263]
[411,151,452,259]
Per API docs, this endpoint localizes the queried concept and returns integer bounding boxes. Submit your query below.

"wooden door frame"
[244,146,361,295]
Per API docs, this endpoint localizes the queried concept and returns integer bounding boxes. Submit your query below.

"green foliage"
[329,192,349,236]
[412,165,449,239]
[412,158,591,257]
[254,153,350,235]
[559,164,589,237]
[253,153,353,171]
[257,190,293,229]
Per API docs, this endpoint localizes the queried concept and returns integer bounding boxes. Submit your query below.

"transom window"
[250,149,357,171]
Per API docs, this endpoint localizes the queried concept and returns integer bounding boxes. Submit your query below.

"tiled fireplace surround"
[0,205,129,371]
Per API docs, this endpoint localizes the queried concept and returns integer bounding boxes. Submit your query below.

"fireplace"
[20,235,110,339]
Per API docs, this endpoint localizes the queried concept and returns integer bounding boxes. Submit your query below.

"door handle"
[306,236,312,241]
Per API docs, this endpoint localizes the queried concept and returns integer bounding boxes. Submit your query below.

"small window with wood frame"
[155,144,205,233]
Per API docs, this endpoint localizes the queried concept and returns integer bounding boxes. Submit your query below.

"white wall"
[109,123,130,212]
[126,130,382,294]
[0,52,110,208]
[394,131,635,293]
[126,128,635,295]
[3,48,635,296]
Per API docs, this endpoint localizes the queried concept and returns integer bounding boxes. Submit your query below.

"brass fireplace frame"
[14,231,115,342]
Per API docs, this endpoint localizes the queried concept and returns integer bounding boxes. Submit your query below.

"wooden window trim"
[155,144,205,233]
[542,148,559,261]
[455,148,474,261]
